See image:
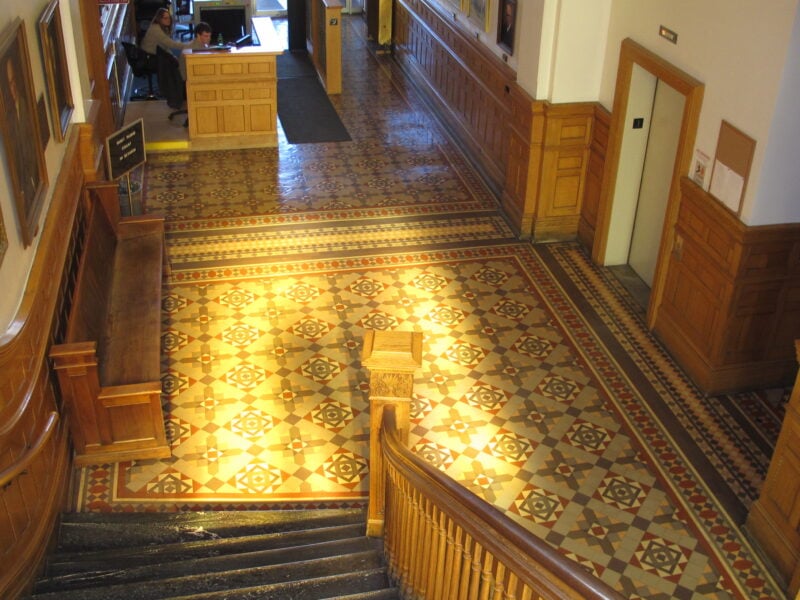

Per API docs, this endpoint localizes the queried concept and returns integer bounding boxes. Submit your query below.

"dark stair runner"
[26,509,399,600]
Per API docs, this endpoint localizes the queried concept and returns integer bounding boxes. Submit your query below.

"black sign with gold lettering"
[105,118,145,180]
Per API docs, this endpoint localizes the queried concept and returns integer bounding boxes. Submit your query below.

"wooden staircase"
[25,509,399,600]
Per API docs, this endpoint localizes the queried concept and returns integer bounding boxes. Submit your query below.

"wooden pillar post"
[362,329,422,537]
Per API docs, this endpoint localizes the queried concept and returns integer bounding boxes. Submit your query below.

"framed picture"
[0,19,48,247]
[39,0,74,142]
[497,0,516,54]
[468,0,490,32]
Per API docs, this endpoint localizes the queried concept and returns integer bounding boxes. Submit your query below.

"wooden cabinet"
[747,341,800,596]
[185,18,282,149]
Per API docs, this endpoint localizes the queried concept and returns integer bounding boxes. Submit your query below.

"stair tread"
[57,509,367,552]
[48,523,366,572]
[60,508,365,525]
[29,550,385,600]
[161,568,391,600]
[37,536,381,592]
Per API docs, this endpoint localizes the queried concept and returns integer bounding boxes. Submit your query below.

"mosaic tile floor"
[74,16,791,600]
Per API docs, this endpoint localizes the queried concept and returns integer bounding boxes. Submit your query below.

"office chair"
[121,40,159,100]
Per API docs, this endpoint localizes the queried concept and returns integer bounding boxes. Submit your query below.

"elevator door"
[629,79,685,285]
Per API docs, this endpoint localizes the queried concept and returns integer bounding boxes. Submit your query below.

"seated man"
[179,22,212,81]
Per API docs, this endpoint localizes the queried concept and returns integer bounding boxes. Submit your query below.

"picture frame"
[468,0,490,32]
[497,0,516,54]
[0,19,48,247]
[39,0,74,142]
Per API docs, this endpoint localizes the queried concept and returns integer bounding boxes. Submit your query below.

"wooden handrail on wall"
[0,411,59,490]
[379,405,623,600]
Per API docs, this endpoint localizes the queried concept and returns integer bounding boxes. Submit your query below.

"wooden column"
[362,330,422,537]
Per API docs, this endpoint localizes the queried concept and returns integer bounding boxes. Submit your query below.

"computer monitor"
[193,0,253,44]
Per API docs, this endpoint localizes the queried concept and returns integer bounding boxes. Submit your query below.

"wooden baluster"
[384,466,399,580]
[458,533,475,600]
[447,524,466,600]
[468,541,484,600]
[489,560,505,600]
[430,508,448,599]
[504,571,519,600]
[398,480,415,596]
[412,493,429,594]
[418,497,436,596]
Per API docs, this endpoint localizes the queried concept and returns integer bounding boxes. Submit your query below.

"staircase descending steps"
[27,508,399,600]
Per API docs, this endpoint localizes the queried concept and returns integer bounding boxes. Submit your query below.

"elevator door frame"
[592,38,704,329]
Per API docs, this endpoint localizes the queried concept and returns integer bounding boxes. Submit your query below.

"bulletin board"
[708,120,755,216]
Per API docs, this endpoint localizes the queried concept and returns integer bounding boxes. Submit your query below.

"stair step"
[47,523,366,576]
[327,589,401,600]
[28,549,385,600]
[57,509,366,552]
[36,536,381,592]
[161,568,392,600]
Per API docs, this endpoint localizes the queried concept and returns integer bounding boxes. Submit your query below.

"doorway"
[592,38,704,328]
[629,78,686,285]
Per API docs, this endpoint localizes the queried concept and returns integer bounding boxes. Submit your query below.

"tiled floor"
[76,16,791,600]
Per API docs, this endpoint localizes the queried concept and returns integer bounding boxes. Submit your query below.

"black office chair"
[121,40,159,100]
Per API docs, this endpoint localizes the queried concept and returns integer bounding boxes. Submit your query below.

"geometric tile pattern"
[74,17,790,600]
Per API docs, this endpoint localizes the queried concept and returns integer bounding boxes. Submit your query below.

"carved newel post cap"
[362,330,422,372]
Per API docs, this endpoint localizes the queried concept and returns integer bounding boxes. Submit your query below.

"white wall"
[0,0,85,332]
[535,0,611,103]
[599,0,800,225]
[751,4,800,225]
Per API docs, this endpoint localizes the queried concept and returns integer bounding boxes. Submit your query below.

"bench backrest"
[64,185,119,356]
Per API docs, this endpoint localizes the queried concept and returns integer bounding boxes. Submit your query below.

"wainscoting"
[391,0,594,241]
[0,125,92,599]
[655,177,800,394]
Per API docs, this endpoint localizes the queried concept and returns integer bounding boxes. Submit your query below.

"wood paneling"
[393,0,518,191]
[392,0,596,241]
[186,46,279,147]
[747,342,800,596]
[654,177,800,393]
[533,104,594,241]
[0,126,87,600]
[578,105,611,249]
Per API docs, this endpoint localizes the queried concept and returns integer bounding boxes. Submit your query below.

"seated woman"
[141,8,191,109]
[141,8,191,57]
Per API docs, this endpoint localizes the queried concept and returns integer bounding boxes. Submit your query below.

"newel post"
[362,329,422,537]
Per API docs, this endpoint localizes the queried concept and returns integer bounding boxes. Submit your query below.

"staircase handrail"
[0,411,59,490]
[379,404,623,600]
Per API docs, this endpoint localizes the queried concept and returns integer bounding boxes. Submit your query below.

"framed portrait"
[497,0,516,54]
[39,0,74,142]
[468,0,490,32]
[0,19,48,247]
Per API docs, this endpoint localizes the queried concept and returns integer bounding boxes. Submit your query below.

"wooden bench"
[50,182,170,466]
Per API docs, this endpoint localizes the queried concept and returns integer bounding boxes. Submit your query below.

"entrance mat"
[277,54,351,144]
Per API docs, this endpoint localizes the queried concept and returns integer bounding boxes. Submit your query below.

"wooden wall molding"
[654,177,800,394]
[0,125,87,599]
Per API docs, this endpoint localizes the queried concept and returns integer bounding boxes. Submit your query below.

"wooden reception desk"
[184,17,283,149]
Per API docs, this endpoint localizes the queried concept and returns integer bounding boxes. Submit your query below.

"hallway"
[76,16,790,599]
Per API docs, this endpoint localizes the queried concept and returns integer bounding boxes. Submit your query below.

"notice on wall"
[709,159,744,214]
[105,119,146,180]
